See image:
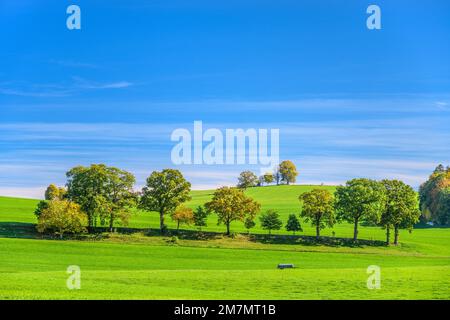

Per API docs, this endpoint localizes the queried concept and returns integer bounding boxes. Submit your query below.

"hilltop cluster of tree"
[34,161,447,246]
[236,160,298,189]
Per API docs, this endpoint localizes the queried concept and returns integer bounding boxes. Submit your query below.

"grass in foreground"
[0,186,449,300]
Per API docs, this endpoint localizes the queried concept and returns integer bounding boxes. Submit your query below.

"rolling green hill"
[0,186,449,299]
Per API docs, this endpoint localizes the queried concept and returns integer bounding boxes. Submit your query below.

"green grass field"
[0,185,449,300]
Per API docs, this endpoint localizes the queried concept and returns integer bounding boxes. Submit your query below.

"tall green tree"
[299,189,335,239]
[381,180,421,245]
[66,164,136,232]
[285,214,302,235]
[259,210,283,235]
[419,165,450,225]
[193,206,209,231]
[335,178,386,241]
[244,217,256,234]
[66,164,110,231]
[278,160,298,185]
[140,169,191,234]
[237,171,259,189]
[205,187,260,235]
[101,167,136,232]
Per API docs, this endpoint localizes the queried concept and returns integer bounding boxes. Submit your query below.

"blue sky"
[1,0,450,198]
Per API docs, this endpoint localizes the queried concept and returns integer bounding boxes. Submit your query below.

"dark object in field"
[277,263,295,269]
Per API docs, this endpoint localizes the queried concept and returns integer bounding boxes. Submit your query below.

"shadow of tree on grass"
[0,222,390,247]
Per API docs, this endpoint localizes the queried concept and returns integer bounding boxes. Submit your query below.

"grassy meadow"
[0,185,449,299]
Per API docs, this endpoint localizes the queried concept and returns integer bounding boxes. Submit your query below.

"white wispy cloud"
[0,77,133,98]
[71,77,133,89]
[1,97,450,197]
[435,101,449,111]
[49,59,99,69]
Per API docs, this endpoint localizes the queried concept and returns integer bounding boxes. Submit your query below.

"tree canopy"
[300,189,335,239]
[259,210,283,235]
[237,171,259,189]
[140,169,191,234]
[278,160,298,185]
[380,179,420,245]
[193,206,209,231]
[205,187,260,235]
[171,205,194,230]
[45,184,67,201]
[419,165,450,225]
[36,200,88,238]
[66,164,136,232]
[285,214,302,235]
[335,178,386,241]
[263,173,274,185]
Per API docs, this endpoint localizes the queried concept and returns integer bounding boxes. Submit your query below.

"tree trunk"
[353,218,359,241]
[109,214,114,233]
[177,221,180,231]
[316,224,320,240]
[386,227,390,245]
[88,215,94,234]
[394,226,399,245]
[159,211,165,234]
[226,222,230,236]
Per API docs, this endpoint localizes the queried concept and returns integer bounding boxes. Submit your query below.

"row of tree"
[35,166,190,236]
[237,160,298,188]
[203,178,420,245]
[34,163,445,244]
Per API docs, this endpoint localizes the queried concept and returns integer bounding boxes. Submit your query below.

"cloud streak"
[0,77,133,98]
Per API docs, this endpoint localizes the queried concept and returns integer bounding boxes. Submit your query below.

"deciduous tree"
[381,180,421,245]
[244,217,256,234]
[66,164,136,232]
[335,178,386,241]
[285,214,302,235]
[259,209,283,235]
[193,206,209,231]
[66,164,110,231]
[278,160,298,185]
[237,171,259,189]
[36,200,87,238]
[263,173,274,185]
[299,189,335,239]
[101,167,136,232]
[419,165,450,225]
[171,205,194,230]
[140,169,191,234]
[205,187,260,235]
[45,184,66,200]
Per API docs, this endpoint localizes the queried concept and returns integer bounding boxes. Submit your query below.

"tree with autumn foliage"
[278,160,298,185]
[205,187,260,235]
[419,165,450,225]
[171,205,194,230]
